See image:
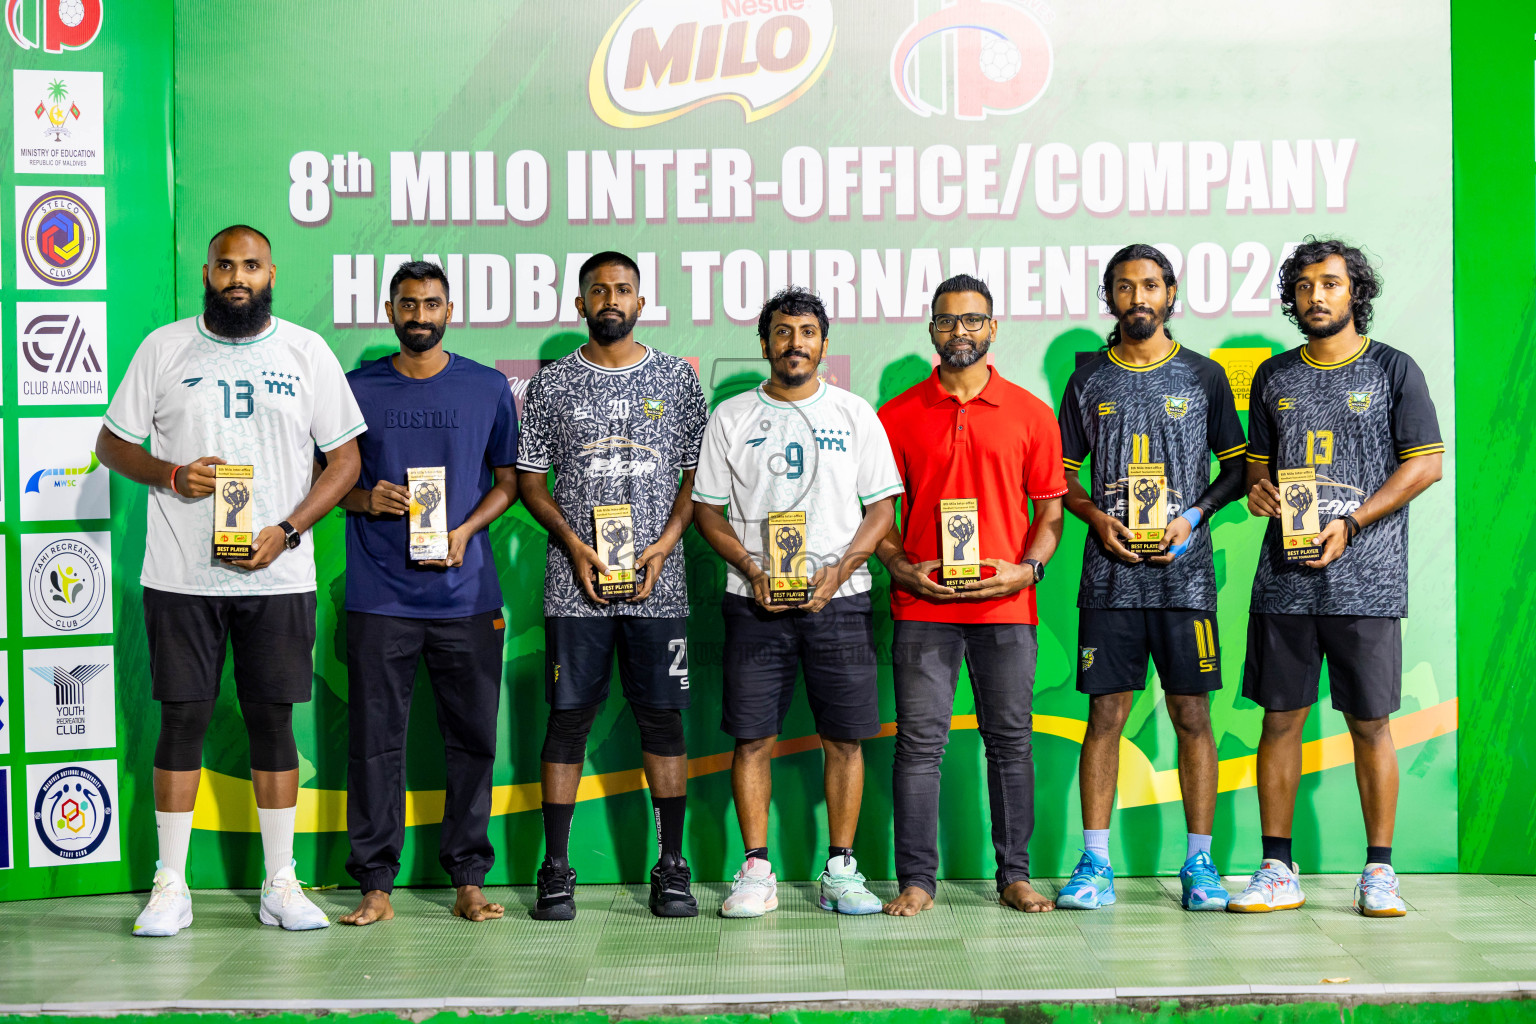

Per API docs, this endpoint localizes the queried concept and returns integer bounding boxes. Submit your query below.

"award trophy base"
[212,464,256,560]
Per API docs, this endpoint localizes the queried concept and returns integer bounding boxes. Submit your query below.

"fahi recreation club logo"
[890,0,1053,120]
[18,186,104,287]
[24,533,111,636]
[591,0,836,128]
[6,0,101,53]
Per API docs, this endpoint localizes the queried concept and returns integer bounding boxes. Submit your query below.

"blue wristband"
[1167,507,1203,558]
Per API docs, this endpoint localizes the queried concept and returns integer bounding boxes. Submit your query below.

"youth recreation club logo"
[6,0,101,53]
[590,0,836,127]
[890,0,1053,120]
[19,187,102,287]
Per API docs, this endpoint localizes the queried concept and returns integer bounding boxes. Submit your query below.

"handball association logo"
[890,0,1053,120]
[21,188,100,286]
[6,0,101,53]
[28,536,106,633]
[32,764,112,860]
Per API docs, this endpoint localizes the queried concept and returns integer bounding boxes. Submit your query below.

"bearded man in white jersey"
[96,226,366,936]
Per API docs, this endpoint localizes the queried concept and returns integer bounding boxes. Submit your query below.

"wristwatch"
[1023,558,1045,583]
[279,521,301,550]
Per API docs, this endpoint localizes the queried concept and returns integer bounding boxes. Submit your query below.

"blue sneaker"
[1179,851,1229,911]
[1055,850,1115,909]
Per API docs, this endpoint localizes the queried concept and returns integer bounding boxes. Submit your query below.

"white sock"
[1085,829,1110,861]
[1187,833,1213,861]
[256,805,296,882]
[154,810,194,880]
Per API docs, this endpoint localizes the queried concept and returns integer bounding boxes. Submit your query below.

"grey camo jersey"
[516,346,707,618]
[1059,345,1247,611]
[1247,340,1444,618]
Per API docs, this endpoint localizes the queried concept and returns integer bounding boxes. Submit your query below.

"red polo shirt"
[878,368,1067,624]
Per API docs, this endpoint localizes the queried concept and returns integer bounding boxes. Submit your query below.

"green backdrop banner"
[0,0,1459,898]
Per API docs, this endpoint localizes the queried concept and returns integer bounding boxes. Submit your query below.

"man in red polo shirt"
[875,274,1066,916]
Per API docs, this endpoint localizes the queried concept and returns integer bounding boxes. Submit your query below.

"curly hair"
[1100,243,1177,347]
[1277,236,1380,336]
[757,286,829,342]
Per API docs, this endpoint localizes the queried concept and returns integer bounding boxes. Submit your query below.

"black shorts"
[144,588,317,703]
[1076,607,1222,696]
[545,615,690,710]
[1242,613,1401,720]
[721,591,880,742]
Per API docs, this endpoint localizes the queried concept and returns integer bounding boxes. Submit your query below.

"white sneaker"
[258,861,330,930]
[1355,862,1408,917]
[1227,859,1306,913]
[721,857,778,918]
[132,863,192,937]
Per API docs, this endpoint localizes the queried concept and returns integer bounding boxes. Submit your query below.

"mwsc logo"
[890,0,1052,120]
[590,0,836,128]
[6,0,101,53]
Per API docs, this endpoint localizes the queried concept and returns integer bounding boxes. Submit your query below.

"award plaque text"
[939,498,981,588]
[593,503,637,599]
[1125,463,1168,554]
[1277,467,1322,563]
[768,510,809,605]
[213,464,256,560]
[408,467,448,561]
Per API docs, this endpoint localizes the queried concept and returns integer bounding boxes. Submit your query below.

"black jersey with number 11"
[1246,339,1444,618]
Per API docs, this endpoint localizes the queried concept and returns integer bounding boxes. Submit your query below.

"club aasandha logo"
[590,0,836,128]
[6,0,101,53]
[20,187,102,286]
[890,0,1053,120]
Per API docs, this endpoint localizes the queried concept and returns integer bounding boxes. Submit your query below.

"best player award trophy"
[212,464,256,560]
[939,498,981,589]
[768,511,810,605]
[593,504,637,599]
[408,467,448,561]
[1125,463,1168,554]
[1277,467,1322,563]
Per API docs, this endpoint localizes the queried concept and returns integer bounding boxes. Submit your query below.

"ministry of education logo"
[1346,391,1373,414]
[23,533,111,636]
[18,186,103,287]
[31,763,114,863]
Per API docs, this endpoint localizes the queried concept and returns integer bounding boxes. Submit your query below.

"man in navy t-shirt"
[333,261,518,926]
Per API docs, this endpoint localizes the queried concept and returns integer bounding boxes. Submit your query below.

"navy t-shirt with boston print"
[343,353,518,619]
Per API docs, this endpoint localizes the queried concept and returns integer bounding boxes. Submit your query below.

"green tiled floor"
[1,875,1534,1009]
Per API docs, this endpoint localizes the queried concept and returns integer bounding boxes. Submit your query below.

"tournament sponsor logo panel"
[5,0,103,54]
[0,766,12,869]
[26,759,118,866]
[590,0,836,128]
[20,531,112,637]
[0,652,10,756]
[15,184,105,289]
[16,301,106,403]
[17,416,109,520]
[890,0,1053,120]
[12,69,103,174]
[23,646,115,752]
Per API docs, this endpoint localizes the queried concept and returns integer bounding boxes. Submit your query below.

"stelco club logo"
[590,0,836,128]
[6,0,101,53]
[890,0,1053,120]
[21,188,101,285]
[32,764,112,860]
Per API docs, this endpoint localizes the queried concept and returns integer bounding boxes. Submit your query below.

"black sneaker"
[532,858,576,921]
[649,851,699,917]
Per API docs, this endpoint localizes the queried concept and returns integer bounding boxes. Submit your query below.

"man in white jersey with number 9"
[96,225,366,936]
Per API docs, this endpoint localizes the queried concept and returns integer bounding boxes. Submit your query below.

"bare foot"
[453,885,505,922]
[882,885,934,916]
[340,889,394,926]
[1000,880,1054,913]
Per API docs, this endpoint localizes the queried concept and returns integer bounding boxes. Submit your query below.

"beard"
[203,280,273,338]
[1301,306,1352,340]
[394,319,445,352]
[938,335,991,369]
[586,306,639,343]
[1118,301,1168,342]
[774,350,818,387]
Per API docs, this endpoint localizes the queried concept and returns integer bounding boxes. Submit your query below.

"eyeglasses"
[931,313,991,332]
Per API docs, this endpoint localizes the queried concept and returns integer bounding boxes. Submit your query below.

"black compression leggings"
[154,699,299,773]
